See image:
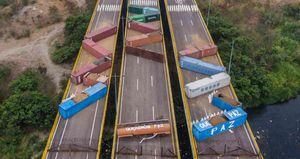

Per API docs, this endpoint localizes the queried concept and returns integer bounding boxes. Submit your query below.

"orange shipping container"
[117,123,171,138]
[126,32,162,47]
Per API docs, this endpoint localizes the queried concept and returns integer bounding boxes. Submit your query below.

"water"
[247,96,300,159]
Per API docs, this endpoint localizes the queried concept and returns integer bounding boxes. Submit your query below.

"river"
[247,96,300,159]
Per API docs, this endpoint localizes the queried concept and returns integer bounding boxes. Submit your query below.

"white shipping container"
[185,72,231,98]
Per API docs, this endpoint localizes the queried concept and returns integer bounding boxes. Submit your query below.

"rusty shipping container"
[128,21,159,33]
[85,25,117,42]
[126,46,164,63]
[71,60,111,84]
[82,39,112,59]
[179,44,218,58]
[126,32,162,47]
[117,123,171,138]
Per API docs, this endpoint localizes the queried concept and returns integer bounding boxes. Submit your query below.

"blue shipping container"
[59,82,107,119]
[212,93,242,111]
[180,56,226,75]
[192,107,247,141]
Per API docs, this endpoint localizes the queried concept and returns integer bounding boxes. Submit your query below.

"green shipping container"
[130,13,160,23]
[128,5,144,14]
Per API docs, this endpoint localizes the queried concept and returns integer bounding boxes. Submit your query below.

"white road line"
[54,119,69,159]
[46,116,61,159]
[135,149,138,159]
[151,75,153,87]
[243,124,257,154]
[191,20,194,26]
[184,34,188,42]
[180,19,183,26]
[136,110,138,122]
[154,149,157,159]
[136,78,139,91]
[89,101,99,145]
[204,106,208,116]
[137,57,139,64]
[119,54,127,123]
[152,106,155,120]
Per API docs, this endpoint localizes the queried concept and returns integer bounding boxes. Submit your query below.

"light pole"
[206,0,212,27]
[228,40,235,75]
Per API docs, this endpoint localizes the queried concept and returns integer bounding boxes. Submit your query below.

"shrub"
[9,70,39,94]
[49,6,62,23]
[283,3,300,20]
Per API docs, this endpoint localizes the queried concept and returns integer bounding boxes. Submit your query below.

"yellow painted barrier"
[41,0,102,158]
[164,0,199,158]
[111,1,129,158]
[158,0,181,158]
[96,0,124,158]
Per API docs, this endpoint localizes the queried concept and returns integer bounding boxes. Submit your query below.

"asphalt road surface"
[166,0,259,158]
[115,0,177,158]
[45,0,122,158]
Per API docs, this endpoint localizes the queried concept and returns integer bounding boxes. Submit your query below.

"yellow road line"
[96,0,124,158]
[41,0,102,158]
[197,4,264,159]
[111,1,129,158]
[164,0,199,158]
[158,0,181,158]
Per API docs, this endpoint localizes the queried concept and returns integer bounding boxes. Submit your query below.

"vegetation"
[198,1,300,108]
[51,12,91,64]
[0,68,59,158]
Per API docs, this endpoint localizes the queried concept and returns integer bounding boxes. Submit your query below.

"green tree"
[9,70,38,94]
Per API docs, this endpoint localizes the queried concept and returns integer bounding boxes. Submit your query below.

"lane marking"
[152,106,155,120]
[154,149,157,159]
[136,110,138,122]
[137,57,139,64]
[243,124,257,154]
[180,19,183,26]
[46,116,61,159]
[136,78,139,91]
[54,119,69,159]
[151,75,153,87]
[184,34,188,42]
[89,101,99,145]
[191,20,194,26]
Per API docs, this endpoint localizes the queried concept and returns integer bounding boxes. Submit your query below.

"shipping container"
[82,39,112,59]
[129,13,160,23]
[180,56,226,75]
[117,120,171,137]
[128,5,144,14]
[143,7,160,14]
[126,46,164,63]
[59,82,107,119]
[179,44,217,58]
[212,93,242,111]
[192,107,247,141]
[71,59,111,84]
[128,21,159,33]
[85,25,117,42]
[83,73,109,87]
[126,32,162,47]
[185,72,230,98]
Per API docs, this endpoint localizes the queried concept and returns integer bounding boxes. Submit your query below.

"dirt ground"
[0,0,88,90]
[0,23,72,90]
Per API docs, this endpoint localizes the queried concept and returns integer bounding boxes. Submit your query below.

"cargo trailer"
[82,39,112,59]
[117,119,171,138]
[185,72,230,98]
[179,44,217,59]
[192,107,247,141]
[128,5,144,14]
[180,56,226,75]
[71,59,111,84]
[85,25,117,42]
[212,93,242,111]
[129,13,160,23]
[125,46,164,63]
[128,21,159,33]
[126,32,162,47]
[143,7,160,14]
[59,82,107,119]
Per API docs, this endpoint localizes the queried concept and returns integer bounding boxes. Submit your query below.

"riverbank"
[248,96,300,159]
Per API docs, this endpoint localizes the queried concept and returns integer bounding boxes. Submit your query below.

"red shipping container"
[85,25,117,42]
[179,44,218,58]
[126,46,164,63]
[128,21,159,33]
[126,32,162,47]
